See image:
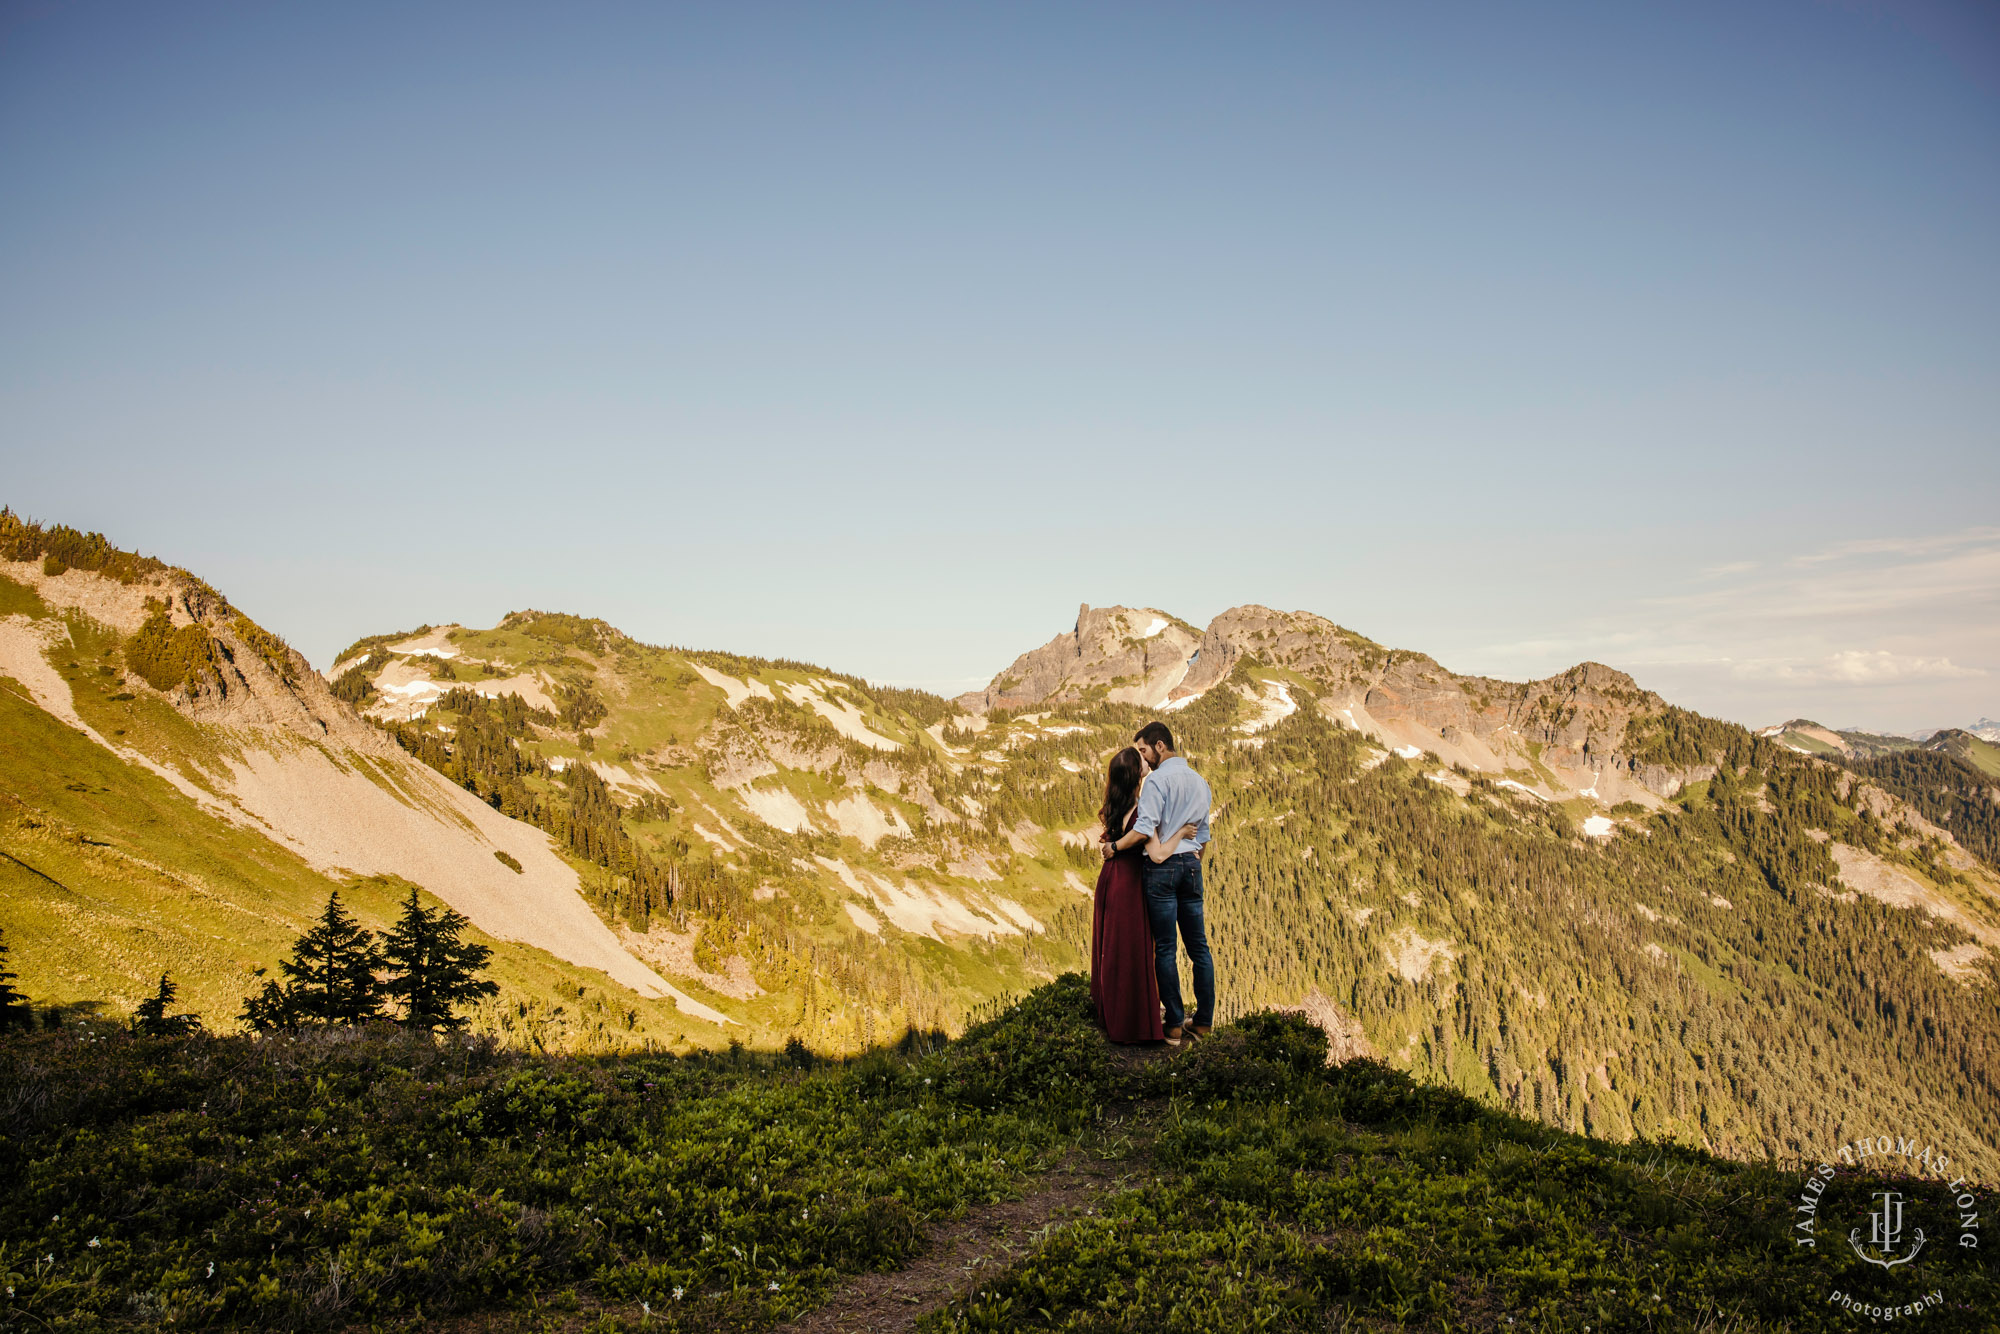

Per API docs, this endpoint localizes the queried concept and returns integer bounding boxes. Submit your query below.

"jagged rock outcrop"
[970,602,1693,805]
[956,604,1202,712]
[9,558,378,748]
[1178,605,1385,698]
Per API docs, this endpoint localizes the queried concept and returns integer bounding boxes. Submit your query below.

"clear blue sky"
[3,1,1996,730]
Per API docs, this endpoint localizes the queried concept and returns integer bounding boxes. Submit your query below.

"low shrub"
[931,974,1116,1121]
[125,608,220,694]
[1321,1056,1487,1127]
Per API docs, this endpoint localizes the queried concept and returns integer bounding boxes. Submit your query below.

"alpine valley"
[3,511,1997,1182]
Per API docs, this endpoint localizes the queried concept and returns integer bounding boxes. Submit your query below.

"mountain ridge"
[0,512,725,1044]
[5,514,1999,1177]
[960,601,1700,811]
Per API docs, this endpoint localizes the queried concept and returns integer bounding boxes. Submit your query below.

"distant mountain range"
[1757,717,2000,770]
[1807,718,2000,746]
[3,513,1997,1176]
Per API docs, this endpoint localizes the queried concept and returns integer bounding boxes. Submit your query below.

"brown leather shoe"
[1165,1026,1184,1043]
[1190,1025,1212,1039]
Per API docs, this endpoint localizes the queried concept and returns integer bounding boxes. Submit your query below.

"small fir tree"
[134,971,202,1037]
[0,928,33,1031]
[382,885,497,1029]
[243,891,384,1028]
[240,974,298,1031]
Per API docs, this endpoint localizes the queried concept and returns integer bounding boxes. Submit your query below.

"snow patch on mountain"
[1237,681,1297,733]
[590,760,665,797]
[689,663,776,709]
[387,628,463,659]
[777,680,901,751]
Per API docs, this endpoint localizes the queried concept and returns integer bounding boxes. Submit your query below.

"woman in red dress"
[1091,747,1198,1044]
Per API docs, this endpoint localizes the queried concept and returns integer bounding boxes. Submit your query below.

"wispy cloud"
[1651,536,2000,624]
[1463,524,2000,727]
[1726,651,1985,684]
[1785,527,2000,566]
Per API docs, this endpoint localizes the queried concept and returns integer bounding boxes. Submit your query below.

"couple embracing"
[1090,721,1215,1045]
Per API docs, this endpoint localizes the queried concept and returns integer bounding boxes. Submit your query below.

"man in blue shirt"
[1130,720,1215,1040]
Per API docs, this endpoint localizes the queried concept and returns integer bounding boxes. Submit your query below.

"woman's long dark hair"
[1100,747,1144,841]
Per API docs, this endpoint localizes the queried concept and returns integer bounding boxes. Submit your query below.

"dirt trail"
[781,1145,1147,1334]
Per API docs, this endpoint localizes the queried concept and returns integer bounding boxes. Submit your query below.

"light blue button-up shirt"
[1133,755,1211,854]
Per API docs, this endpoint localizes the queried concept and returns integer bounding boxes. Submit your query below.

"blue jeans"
[1141,852,1214,1031]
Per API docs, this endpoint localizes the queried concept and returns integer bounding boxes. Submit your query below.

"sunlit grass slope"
[0,674,714,1050]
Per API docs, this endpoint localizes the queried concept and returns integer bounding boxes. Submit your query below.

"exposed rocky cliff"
[967,602,1697,805]
[955,604,1202,713]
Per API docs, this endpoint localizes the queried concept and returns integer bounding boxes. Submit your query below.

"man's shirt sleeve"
[1194,775,1212,848]
[1133,776,1163,838]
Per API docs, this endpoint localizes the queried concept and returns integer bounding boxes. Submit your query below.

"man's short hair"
[1134,721,1175,752]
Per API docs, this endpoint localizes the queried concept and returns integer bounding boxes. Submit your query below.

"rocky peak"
[956,603,1201,713]
[1178,605,1385,700]
[970,602,1708,804]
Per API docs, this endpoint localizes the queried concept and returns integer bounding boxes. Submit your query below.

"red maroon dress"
[1092,836,1164,1044]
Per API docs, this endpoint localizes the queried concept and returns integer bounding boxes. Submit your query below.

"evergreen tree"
[244,892,384,1027]
[0,928,33,1031]
[133,971,201,1037]
[240,975,299,1031]
[382,885,497,1029]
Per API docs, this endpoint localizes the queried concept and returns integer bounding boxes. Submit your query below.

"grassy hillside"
[1,981,1991,1331]
[1756,720,1923,761]
[0,512,746,1051]
[0,671,715,1052]
[347,615,1092,1049]
[1933,730,2000,780]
